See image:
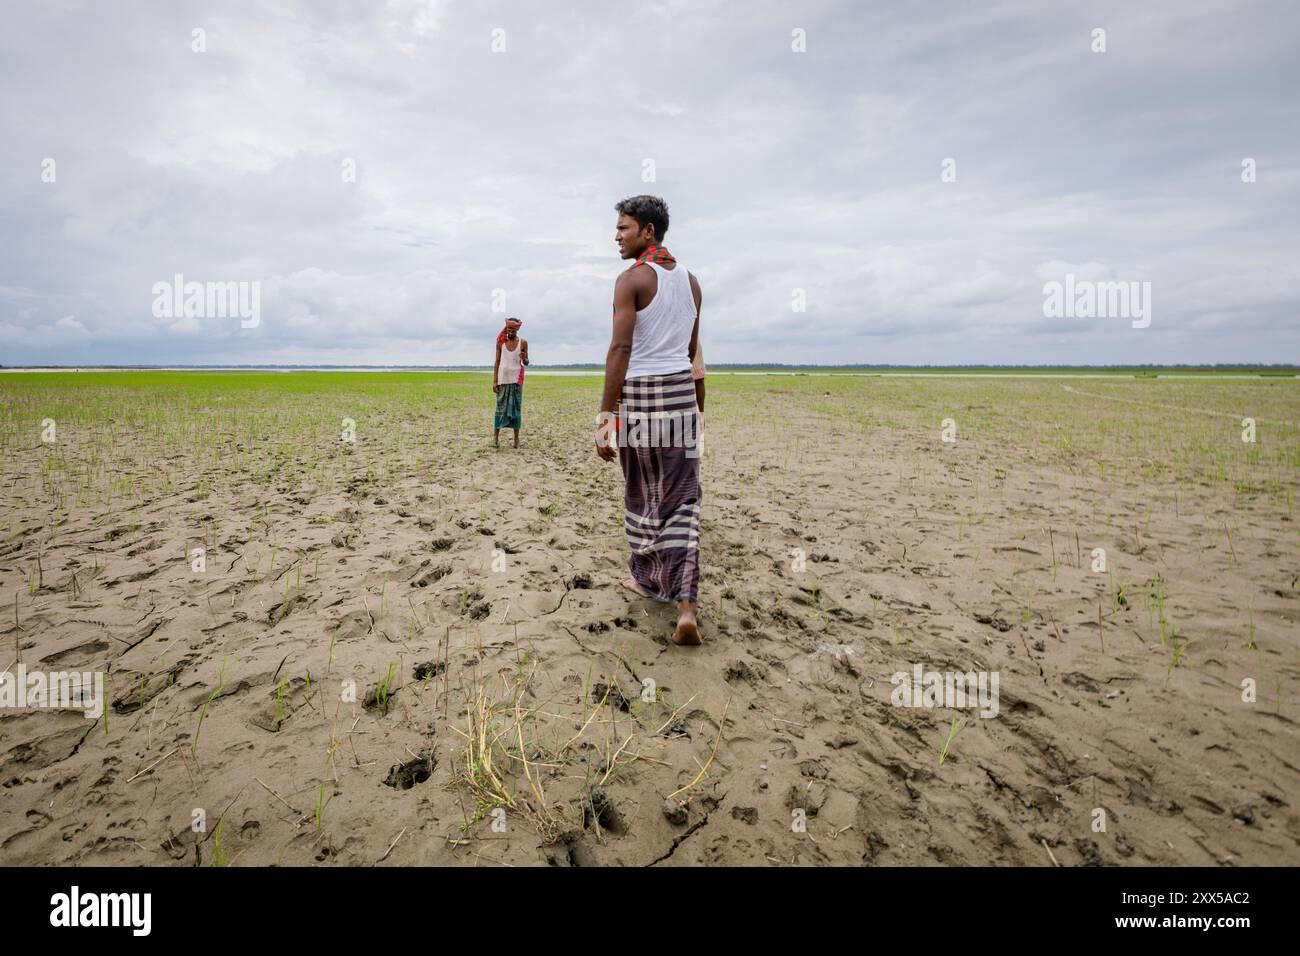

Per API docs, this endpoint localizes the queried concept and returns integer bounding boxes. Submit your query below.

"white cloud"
[54,315,87,333]
[385,0,447,54]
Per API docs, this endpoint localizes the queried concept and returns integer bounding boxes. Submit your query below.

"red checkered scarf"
[497,320,524,384]
[635,243,675,266]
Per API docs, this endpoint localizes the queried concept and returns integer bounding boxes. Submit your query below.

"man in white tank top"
[493,317,528,448]
[596,195,705,646]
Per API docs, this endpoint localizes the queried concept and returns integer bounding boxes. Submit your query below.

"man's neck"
[634,242,675,268]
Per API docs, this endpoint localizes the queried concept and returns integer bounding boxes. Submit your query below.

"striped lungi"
[618,369,701,602]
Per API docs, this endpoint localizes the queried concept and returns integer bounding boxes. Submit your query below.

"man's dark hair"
[615,195,669,242]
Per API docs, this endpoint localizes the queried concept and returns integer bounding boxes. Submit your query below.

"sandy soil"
[1,373,1297,866]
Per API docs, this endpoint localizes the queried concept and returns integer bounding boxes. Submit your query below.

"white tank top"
[626,261,696,379]
[497,339,522,385]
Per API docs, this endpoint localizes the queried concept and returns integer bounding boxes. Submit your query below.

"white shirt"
[497,339,523,385]
[626,261,696,379]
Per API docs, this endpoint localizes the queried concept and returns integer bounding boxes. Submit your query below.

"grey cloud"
[1,0,1297,366]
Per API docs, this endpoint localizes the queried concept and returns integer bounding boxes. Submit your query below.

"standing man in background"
[596,195,704,646]
[493,317,528,448]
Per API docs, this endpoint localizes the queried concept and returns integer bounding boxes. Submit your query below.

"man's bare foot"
[623,577,675,605]
[672,601,701,646]
[621,577,653,598]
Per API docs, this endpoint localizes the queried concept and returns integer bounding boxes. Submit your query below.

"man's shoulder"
[615,265,654,297]
[617,263,652,282]
[687,270,701,297]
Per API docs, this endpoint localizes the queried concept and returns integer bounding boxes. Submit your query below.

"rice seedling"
[314,752,335,838]
[192,654,229,755]
[274,675,289,731]
[1153,582,1170,648]
[1164,636,1192,688]
[938,716,965,766]
[212,812,228,867]
[374,661,397,716]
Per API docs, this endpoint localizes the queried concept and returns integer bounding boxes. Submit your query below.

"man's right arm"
[493,341,501,393]
[596,271,640,460]
[601,272,638,413]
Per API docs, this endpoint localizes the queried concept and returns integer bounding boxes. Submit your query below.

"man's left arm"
[688,273,704,414]
[521,339,529,366]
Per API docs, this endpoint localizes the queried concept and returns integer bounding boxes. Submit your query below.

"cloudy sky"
[2,0,1297,366]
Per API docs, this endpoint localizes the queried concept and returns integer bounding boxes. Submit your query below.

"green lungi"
[494,383,523,430]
